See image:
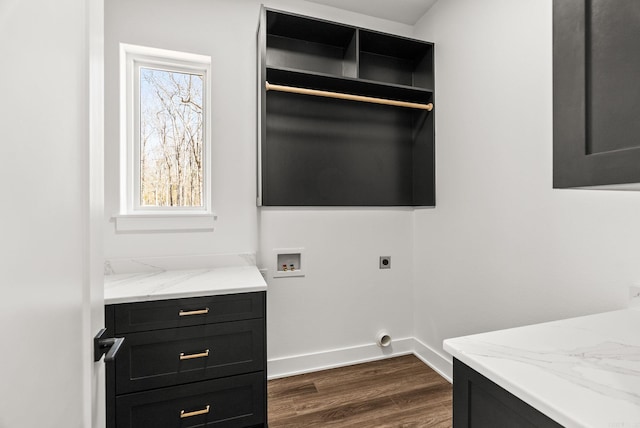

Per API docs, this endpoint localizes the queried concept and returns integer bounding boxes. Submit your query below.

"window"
[117,44,213,232]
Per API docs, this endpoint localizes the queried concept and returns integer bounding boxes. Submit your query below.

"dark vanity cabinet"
[257,8,435,206]
[453,359,562,428]
[105,292,267,428]
[554,0,640,188]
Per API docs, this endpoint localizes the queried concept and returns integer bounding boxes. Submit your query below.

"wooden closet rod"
[265,81,434,111]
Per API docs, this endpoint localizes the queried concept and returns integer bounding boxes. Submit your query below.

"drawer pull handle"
[179,308,209,317]
[179,349,210,360]
[180,405,210,419]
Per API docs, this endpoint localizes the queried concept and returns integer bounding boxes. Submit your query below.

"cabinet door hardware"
[179,349,210,360]
[180,405,210,419]
[179,308,209,316]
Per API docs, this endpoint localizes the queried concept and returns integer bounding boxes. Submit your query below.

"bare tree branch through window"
[139,68,204,208]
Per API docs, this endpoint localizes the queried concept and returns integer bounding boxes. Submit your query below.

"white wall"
[105,0,417,376]
[0,0,96,426]
[412,0,640,377]
[104,0,259,259]
[260,209,415,376]
[103,0,413,261]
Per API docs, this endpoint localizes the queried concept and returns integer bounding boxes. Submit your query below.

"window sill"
[113,213,216,233]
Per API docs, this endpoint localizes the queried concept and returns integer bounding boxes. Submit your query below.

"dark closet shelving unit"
[257,7,435,206]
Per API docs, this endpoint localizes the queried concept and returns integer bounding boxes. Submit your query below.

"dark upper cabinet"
[257,7,435,206]
[554,0,640,188]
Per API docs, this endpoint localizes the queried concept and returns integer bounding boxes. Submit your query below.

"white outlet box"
[273,248,305,278]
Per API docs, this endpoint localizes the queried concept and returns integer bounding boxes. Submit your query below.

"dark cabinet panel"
[554,0,640,188]
[267,35,355,78]
[453,359,562,428]
[588,1,640,155]
[359,30,434,90]
[113,292,264,334]
[264,92,417,206]
[116,319,264,394]
[265,11,357,79]
[116,373,265,428]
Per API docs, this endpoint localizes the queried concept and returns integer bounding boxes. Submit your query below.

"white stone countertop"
[444,308,640,428]
[104,265,267,304]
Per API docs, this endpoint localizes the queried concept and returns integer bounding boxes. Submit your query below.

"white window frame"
[115,43,213,232]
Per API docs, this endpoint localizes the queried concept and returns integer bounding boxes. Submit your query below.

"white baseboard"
[267,337,454,382]
[412,337,453,383]
[267,337,414,380]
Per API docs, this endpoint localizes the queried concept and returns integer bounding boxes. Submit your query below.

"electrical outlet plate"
[379,256,391,269]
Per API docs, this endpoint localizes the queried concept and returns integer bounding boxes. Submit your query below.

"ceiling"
[305,0,439,25]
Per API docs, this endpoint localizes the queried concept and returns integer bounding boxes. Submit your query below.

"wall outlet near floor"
[379,256,391,269]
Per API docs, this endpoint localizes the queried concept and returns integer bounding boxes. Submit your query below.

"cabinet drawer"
[116,319,265,394]
[112,292,264,333]
[116,372,265,428]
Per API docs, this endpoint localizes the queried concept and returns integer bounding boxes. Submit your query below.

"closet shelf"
[266,65,434,92]
[265,81,433,111]
[266,66,432,105]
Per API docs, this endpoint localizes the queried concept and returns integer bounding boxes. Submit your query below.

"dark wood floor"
[268,354,452,427]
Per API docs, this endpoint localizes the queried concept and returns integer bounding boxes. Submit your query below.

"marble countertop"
[104,265,267,304]
[444,308,640,428]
